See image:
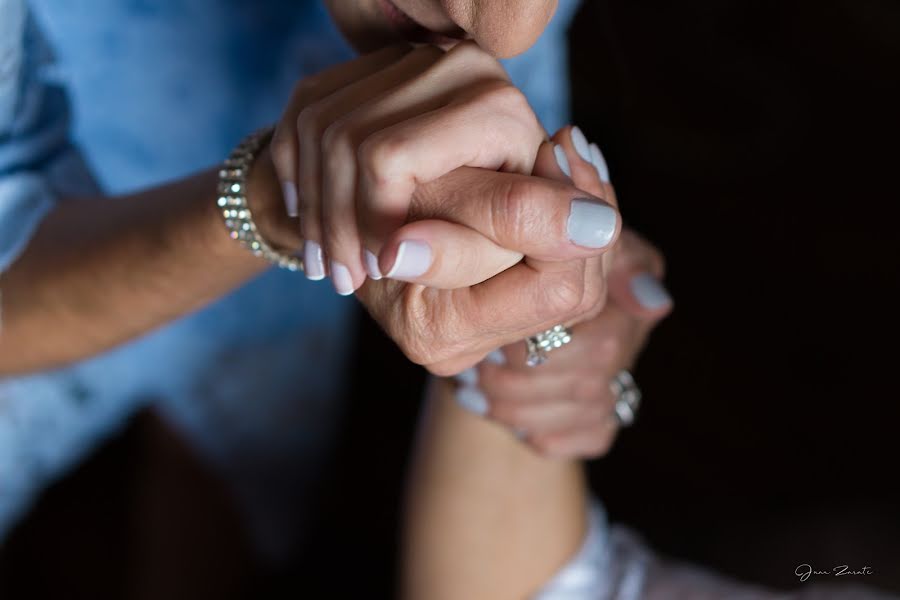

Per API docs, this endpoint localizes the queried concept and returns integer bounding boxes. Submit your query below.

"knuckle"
[295,104,324,140]
[493,177,540,248]
[396,322,433,366]
[444,40,499,70]
[393,290,457,367]
[480,83,533,119]
[574,377,604,404]
[593,334,622,363]
[320,120,355,159]
[359,133,407,188]
[539,272,585,319]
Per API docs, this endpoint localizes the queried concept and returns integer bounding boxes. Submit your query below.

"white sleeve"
[533,499,896,600]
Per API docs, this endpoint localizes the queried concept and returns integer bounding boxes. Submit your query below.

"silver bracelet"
[217,126,304,272]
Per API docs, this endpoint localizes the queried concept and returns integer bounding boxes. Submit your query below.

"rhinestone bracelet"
[216,126,304,272]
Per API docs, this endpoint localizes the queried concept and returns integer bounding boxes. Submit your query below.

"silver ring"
[611,370,641,427]
[525,324,572,367]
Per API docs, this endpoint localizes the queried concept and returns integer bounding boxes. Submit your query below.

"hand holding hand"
[452,130,673,459]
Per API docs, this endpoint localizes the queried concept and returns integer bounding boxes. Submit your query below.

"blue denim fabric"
[0,0,581,559]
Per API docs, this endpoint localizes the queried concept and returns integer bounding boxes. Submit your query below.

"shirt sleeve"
[532,499,897,600]
[0,0,97,274]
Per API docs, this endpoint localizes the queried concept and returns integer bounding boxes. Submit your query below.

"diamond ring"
[524,325,573,367]
[611,369,641,427]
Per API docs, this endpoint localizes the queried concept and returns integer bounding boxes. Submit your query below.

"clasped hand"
[264,41,671,458]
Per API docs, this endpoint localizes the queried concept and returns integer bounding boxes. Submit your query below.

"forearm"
[0,147,293,375]
[402,376,589,600]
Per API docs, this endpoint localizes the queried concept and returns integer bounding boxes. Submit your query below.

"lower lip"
[376,0,464,46]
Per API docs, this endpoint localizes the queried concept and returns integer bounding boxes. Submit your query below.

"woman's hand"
[270,41,551,293]
[452,135,673,459]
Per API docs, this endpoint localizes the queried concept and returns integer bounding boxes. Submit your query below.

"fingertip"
[329,260,357,296]
[570,126,593,164]
[610,270,673,321]
[589,142,610,183]
[567,198,619,250]
[552,144,571,177]
[484,349,507,365]
[382,239,433,280]
[363,248,383,280]
[303,240,326,281]
[629,272,674,312]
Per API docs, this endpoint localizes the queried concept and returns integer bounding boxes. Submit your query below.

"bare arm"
[0,147,296,375]
[402,376,589,600]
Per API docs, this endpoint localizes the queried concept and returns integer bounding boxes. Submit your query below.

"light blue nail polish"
[455,368,479,387]
[553,144,571,177]
[571,126,593,164]
[567,199,617,248]
[456,385,489,416]
[630,273,673,310]
[589,143,610,183]
[484,350,506,365]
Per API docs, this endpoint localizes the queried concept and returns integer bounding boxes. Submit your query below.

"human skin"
[0,1,668,462]
[268,41,621,378]
[323,0,557,58]
[1,2,621,380]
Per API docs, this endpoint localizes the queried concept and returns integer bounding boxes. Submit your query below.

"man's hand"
[451,130,673,459]
[356,125,620,375]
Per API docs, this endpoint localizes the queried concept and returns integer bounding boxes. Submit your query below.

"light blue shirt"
[0,0,581,560]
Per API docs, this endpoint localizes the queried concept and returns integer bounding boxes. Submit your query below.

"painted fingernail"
[553,144,571,177]
[303,240,326,280]
[571,126,593,164]
[630,273,673,310]
[385,240,432,279]
[363,249,383,280]
[589,143,610,183]
[485,349,506,365]
[567,199,618,248]
[281,182,299,217]
[330,260,355,296]
[455,368,479,387]
[456,385,489,416]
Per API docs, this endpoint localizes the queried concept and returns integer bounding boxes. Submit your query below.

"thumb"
[607,228,674,320]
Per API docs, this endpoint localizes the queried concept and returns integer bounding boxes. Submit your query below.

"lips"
[376,0,468,45]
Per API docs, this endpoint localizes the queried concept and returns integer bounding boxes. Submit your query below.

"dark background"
[2,1,899,597]
[571,0,900,592]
